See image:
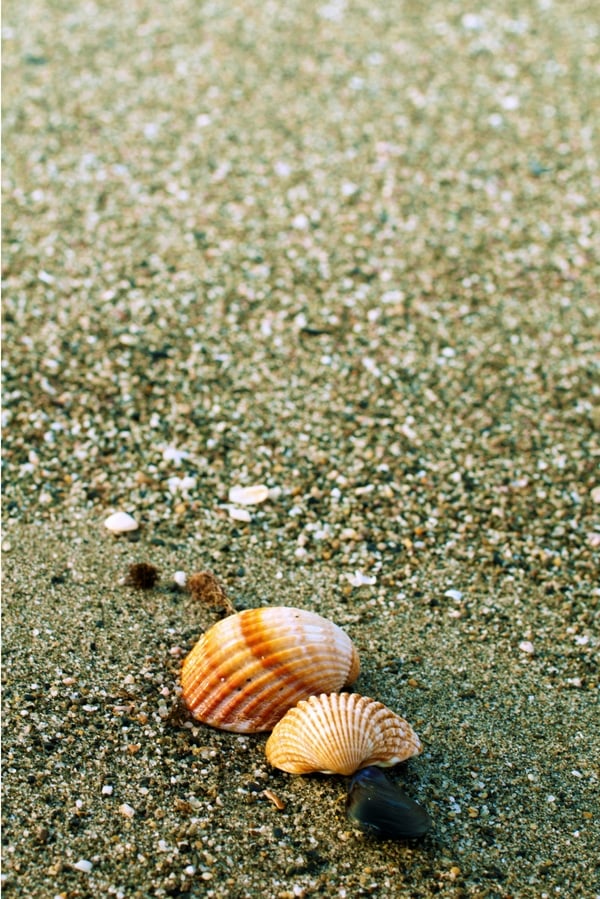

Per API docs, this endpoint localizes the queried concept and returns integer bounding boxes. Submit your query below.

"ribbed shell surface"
[265,692,422,775]
[180,607,360,733]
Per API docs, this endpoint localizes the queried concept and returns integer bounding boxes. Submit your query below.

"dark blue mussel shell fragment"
[346,767,431,839]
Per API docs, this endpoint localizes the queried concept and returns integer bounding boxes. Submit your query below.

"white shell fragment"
[104,511,139,534]
[73,859,93,873]
[228,507,252,523]
[228,484,269,506]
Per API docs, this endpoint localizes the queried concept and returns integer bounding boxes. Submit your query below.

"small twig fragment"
[262,788,286,811]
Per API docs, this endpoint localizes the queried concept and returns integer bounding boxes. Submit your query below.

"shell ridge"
[228,676,320,731]
[331,693,358,773]
[182,619,260,717]
[181,607,361,732]
[312,694,346,773]
[290,699,329,770]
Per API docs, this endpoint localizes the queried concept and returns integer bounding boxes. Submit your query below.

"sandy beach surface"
[2,1,599,897]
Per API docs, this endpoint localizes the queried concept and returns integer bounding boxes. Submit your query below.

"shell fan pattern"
[265,692,422,776]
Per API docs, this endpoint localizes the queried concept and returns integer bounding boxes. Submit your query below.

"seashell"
[104,511,138,534]
[228,506,252,522]
[346,766,431,839]
[180,607,360,733]
[265,692,422,776]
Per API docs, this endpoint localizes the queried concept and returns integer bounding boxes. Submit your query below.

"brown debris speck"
[186,571,235,614]
[124,562,160,590]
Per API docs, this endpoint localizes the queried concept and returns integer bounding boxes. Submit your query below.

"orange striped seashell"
[265,692,422,776]
[180,607,360,733]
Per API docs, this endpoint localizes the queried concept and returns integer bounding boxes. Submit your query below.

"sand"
[2,1,599,896]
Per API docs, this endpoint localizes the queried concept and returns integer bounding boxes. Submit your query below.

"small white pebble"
[346,571,377,587]
[519,640,535,654]
[444,588,463,601]
[462,13,483,30]
[274,160,291,177]
[162,446,189,464]
[119,803,135,818]
[73,859,93,873]
[102,785,113,796]
[501,95,520,111]
[590,485,600,503]
[104,511,138,534]
[173,570,187,587]
[167,475,197,493]
[291,212,309,230]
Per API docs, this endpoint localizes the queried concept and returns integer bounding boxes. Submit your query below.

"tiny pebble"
[444,589,463,601]
[119,803,135,818]
[346,571,377,587]
[104,511,138,534]
[519,641,535,654]
[102,785,113,795]
[173,570,187,587]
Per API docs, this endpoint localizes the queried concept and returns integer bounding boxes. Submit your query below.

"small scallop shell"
[180,607,360,733]
[265,692,422,776]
